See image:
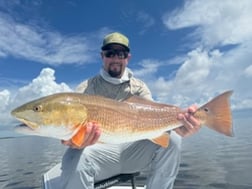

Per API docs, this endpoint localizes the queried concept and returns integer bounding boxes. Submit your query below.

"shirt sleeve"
[130,78,153,101]
[137,82,153,100]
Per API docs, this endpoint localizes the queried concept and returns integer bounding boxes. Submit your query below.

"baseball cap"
[101,32,130,51]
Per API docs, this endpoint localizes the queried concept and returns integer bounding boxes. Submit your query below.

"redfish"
[11,91,233,148]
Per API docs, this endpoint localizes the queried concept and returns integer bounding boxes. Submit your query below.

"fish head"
[11,93,88,140]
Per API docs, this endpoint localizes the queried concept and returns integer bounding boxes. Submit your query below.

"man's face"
[101,45,131,78]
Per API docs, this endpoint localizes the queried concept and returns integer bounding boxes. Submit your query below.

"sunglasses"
[103,49,129,59]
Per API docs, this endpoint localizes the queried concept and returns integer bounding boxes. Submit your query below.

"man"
[43,32,201,189]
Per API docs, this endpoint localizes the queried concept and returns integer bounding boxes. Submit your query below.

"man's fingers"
[188,104,197,113]
[175,105,201,137]
[61,122,101,149]
[82,124,97,145]
[89,128,101,145]
[76,122,101,149]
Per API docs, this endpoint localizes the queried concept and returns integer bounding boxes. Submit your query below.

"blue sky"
[1,0,252,129]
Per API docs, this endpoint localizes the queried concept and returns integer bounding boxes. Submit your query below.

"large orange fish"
[11,91,233,148]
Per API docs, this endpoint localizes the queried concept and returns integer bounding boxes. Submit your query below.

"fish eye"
[204,107,209,112]
[33,105,43,112]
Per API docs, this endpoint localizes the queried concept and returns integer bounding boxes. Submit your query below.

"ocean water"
[0,115,251,189]
[174,115,252,189]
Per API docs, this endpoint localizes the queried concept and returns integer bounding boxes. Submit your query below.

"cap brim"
[101,43,130,51]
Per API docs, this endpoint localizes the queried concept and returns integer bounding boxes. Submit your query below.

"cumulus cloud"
[12,68,72,106]
[0,89,10,111]
[140,48,228,106]
[137,45,251,110]
[174,49,212,90]
[137,0,252,109]
[0,68,72,128]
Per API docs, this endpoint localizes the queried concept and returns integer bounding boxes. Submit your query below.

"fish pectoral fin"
[71,124,86,147]
[151,132,170,148]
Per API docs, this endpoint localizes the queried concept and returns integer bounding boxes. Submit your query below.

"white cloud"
[136,11,155,34]
[13,68,72,105]
[244,65,252,78]
[0,12,106,65]
[133,59,161,79]
[0,68,73,128]
[137,41,251,110]
[146,0,252,109]
[0,89,10,111]
[141,48,228,106]
[174,48,212,89]
[163,0,252,48]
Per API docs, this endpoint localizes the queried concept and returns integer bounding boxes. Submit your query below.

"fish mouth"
[15,118,39,130]
[14,123,39,136]
[15,123,32,130]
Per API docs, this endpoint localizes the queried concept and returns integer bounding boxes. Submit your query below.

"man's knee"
[62,149,94,173]
[62,149,97,188]
[153,132,182,175]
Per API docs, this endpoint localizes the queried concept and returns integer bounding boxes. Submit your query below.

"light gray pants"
[43,132,181,189]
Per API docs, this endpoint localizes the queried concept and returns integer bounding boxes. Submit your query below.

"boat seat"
[94,172,140,189]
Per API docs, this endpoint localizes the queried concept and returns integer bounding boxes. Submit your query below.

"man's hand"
[61,122,101,149]
[175,105,201,137]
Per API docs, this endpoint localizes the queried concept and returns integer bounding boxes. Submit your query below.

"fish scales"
[82,95,181,134]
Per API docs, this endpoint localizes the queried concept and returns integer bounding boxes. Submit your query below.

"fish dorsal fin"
[151,132,170,148]
[124,95,175,109]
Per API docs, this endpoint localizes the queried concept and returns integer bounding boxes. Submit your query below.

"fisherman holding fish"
[43,32,202,189]
[11,31,233,188]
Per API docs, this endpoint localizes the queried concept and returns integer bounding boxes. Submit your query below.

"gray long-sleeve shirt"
[76,74,152,101]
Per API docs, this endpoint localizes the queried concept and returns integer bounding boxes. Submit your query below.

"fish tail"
[198,91,233,136]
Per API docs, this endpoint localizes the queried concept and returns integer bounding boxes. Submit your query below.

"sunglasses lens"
[104,51,115,58]
[118,51,128,59]
[104,50,128,59]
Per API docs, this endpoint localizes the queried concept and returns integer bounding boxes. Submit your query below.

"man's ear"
[100,52,104,58]
[127,53,131,60]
